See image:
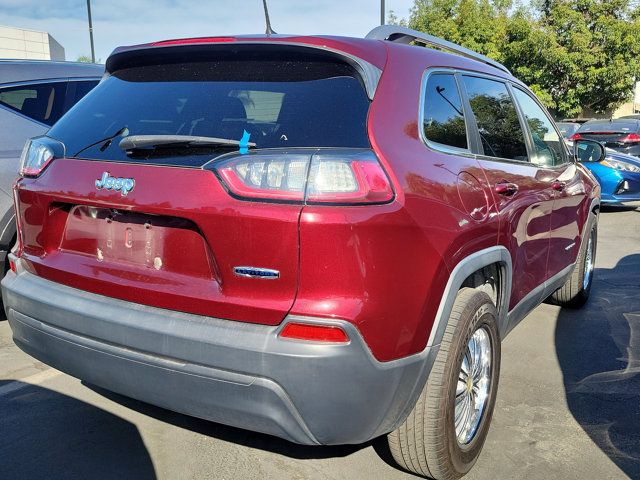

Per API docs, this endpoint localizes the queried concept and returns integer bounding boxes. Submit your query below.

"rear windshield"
[556,122,580,138]
[48,53,371,166]
[577,121,640,133]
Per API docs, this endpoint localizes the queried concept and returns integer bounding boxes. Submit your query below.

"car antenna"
[262,0,276,35]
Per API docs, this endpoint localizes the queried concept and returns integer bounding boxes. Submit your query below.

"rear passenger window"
[513,88,566,167]
[0,82,68,126]
[422,73,468,150]
[68,80,99,105]
[462,76,528,162]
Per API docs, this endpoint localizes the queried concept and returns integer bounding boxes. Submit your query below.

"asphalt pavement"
[1,204,638,480]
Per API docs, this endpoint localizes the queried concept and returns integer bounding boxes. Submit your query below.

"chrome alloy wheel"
[455,326,492,445]
[583,232,595,290]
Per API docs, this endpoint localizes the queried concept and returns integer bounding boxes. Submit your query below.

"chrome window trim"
[418,68,475,157]
[418,67,573,170]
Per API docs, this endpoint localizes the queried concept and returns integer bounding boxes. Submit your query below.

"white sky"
[0,0,415,62]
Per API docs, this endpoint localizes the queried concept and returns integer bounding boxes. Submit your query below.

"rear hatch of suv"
[575,120,640,149]
[14,42,376,325]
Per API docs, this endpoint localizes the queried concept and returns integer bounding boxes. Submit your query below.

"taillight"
[279,322,350,343]
[19,136,64,177]
[306,152,394,204]
[569,133,582,141]
[216,152,309,202]
[213,149,393,205]
[620,133,640,143]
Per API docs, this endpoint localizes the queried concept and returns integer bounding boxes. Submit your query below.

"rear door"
[460,74,555,311]
[511,87,587,278]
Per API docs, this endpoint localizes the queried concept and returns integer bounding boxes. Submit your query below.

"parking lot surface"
[1,204,639,480]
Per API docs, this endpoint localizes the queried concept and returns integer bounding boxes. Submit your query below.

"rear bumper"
[2,268,435,445]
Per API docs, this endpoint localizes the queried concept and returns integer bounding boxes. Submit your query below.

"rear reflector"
[213,149,393,205]
[12,185,23,255]
[279,322,350,343]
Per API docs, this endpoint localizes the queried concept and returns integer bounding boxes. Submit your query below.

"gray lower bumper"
[2,269,436,445]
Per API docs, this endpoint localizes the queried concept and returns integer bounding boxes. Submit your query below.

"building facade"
[0,25,65,61]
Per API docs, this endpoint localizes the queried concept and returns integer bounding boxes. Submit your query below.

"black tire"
[550,212,597,309]
[388,288,501,479]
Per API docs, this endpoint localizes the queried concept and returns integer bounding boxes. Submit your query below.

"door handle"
[551,181,566,192]
[495,182,518,196]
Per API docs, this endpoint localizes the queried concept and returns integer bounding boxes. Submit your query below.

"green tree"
[387,9,408,26]
[505,0,640,116]
[409,0,511,61]
[76,55,101,63]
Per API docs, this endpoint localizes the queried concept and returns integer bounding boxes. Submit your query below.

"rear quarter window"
[422,73,468,150]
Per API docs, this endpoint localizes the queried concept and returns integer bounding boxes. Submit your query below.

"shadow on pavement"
[600,204,640,214]
[555,254,640,479]
[0,380,156,480]
[87,383,400,467]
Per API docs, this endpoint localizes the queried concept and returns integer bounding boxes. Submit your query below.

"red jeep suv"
[3,26,601,479]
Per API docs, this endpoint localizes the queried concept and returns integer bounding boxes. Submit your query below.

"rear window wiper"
[119,135,256,152]
[73,126,130,157]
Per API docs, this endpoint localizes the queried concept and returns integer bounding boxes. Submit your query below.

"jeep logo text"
[95,172,135,196]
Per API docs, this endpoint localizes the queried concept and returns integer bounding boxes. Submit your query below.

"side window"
[0,81,68,126]
[462,76,528,161]
[68,80,99,106]
[422,73,468,150]
[513,88,566,167]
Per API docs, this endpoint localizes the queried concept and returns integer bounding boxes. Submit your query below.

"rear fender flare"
[427,246,513,346]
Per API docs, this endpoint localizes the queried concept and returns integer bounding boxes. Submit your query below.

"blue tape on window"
[239,130,251,155]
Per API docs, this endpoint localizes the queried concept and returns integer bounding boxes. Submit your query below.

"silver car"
[0,60,102,272]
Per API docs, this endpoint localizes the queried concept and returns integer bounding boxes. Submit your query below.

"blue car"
[578,147,640,204]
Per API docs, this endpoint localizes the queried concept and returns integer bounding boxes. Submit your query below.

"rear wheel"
[550,213,597,308]
[388,288,500,479]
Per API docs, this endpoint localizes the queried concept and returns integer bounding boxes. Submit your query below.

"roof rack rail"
[365,25,511,75]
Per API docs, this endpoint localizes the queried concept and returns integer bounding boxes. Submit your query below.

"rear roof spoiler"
[365,25,511,75]
[105,41,382,100]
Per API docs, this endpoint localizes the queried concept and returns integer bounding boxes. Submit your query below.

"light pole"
[381,0,385,25]
[87,0,96,63]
